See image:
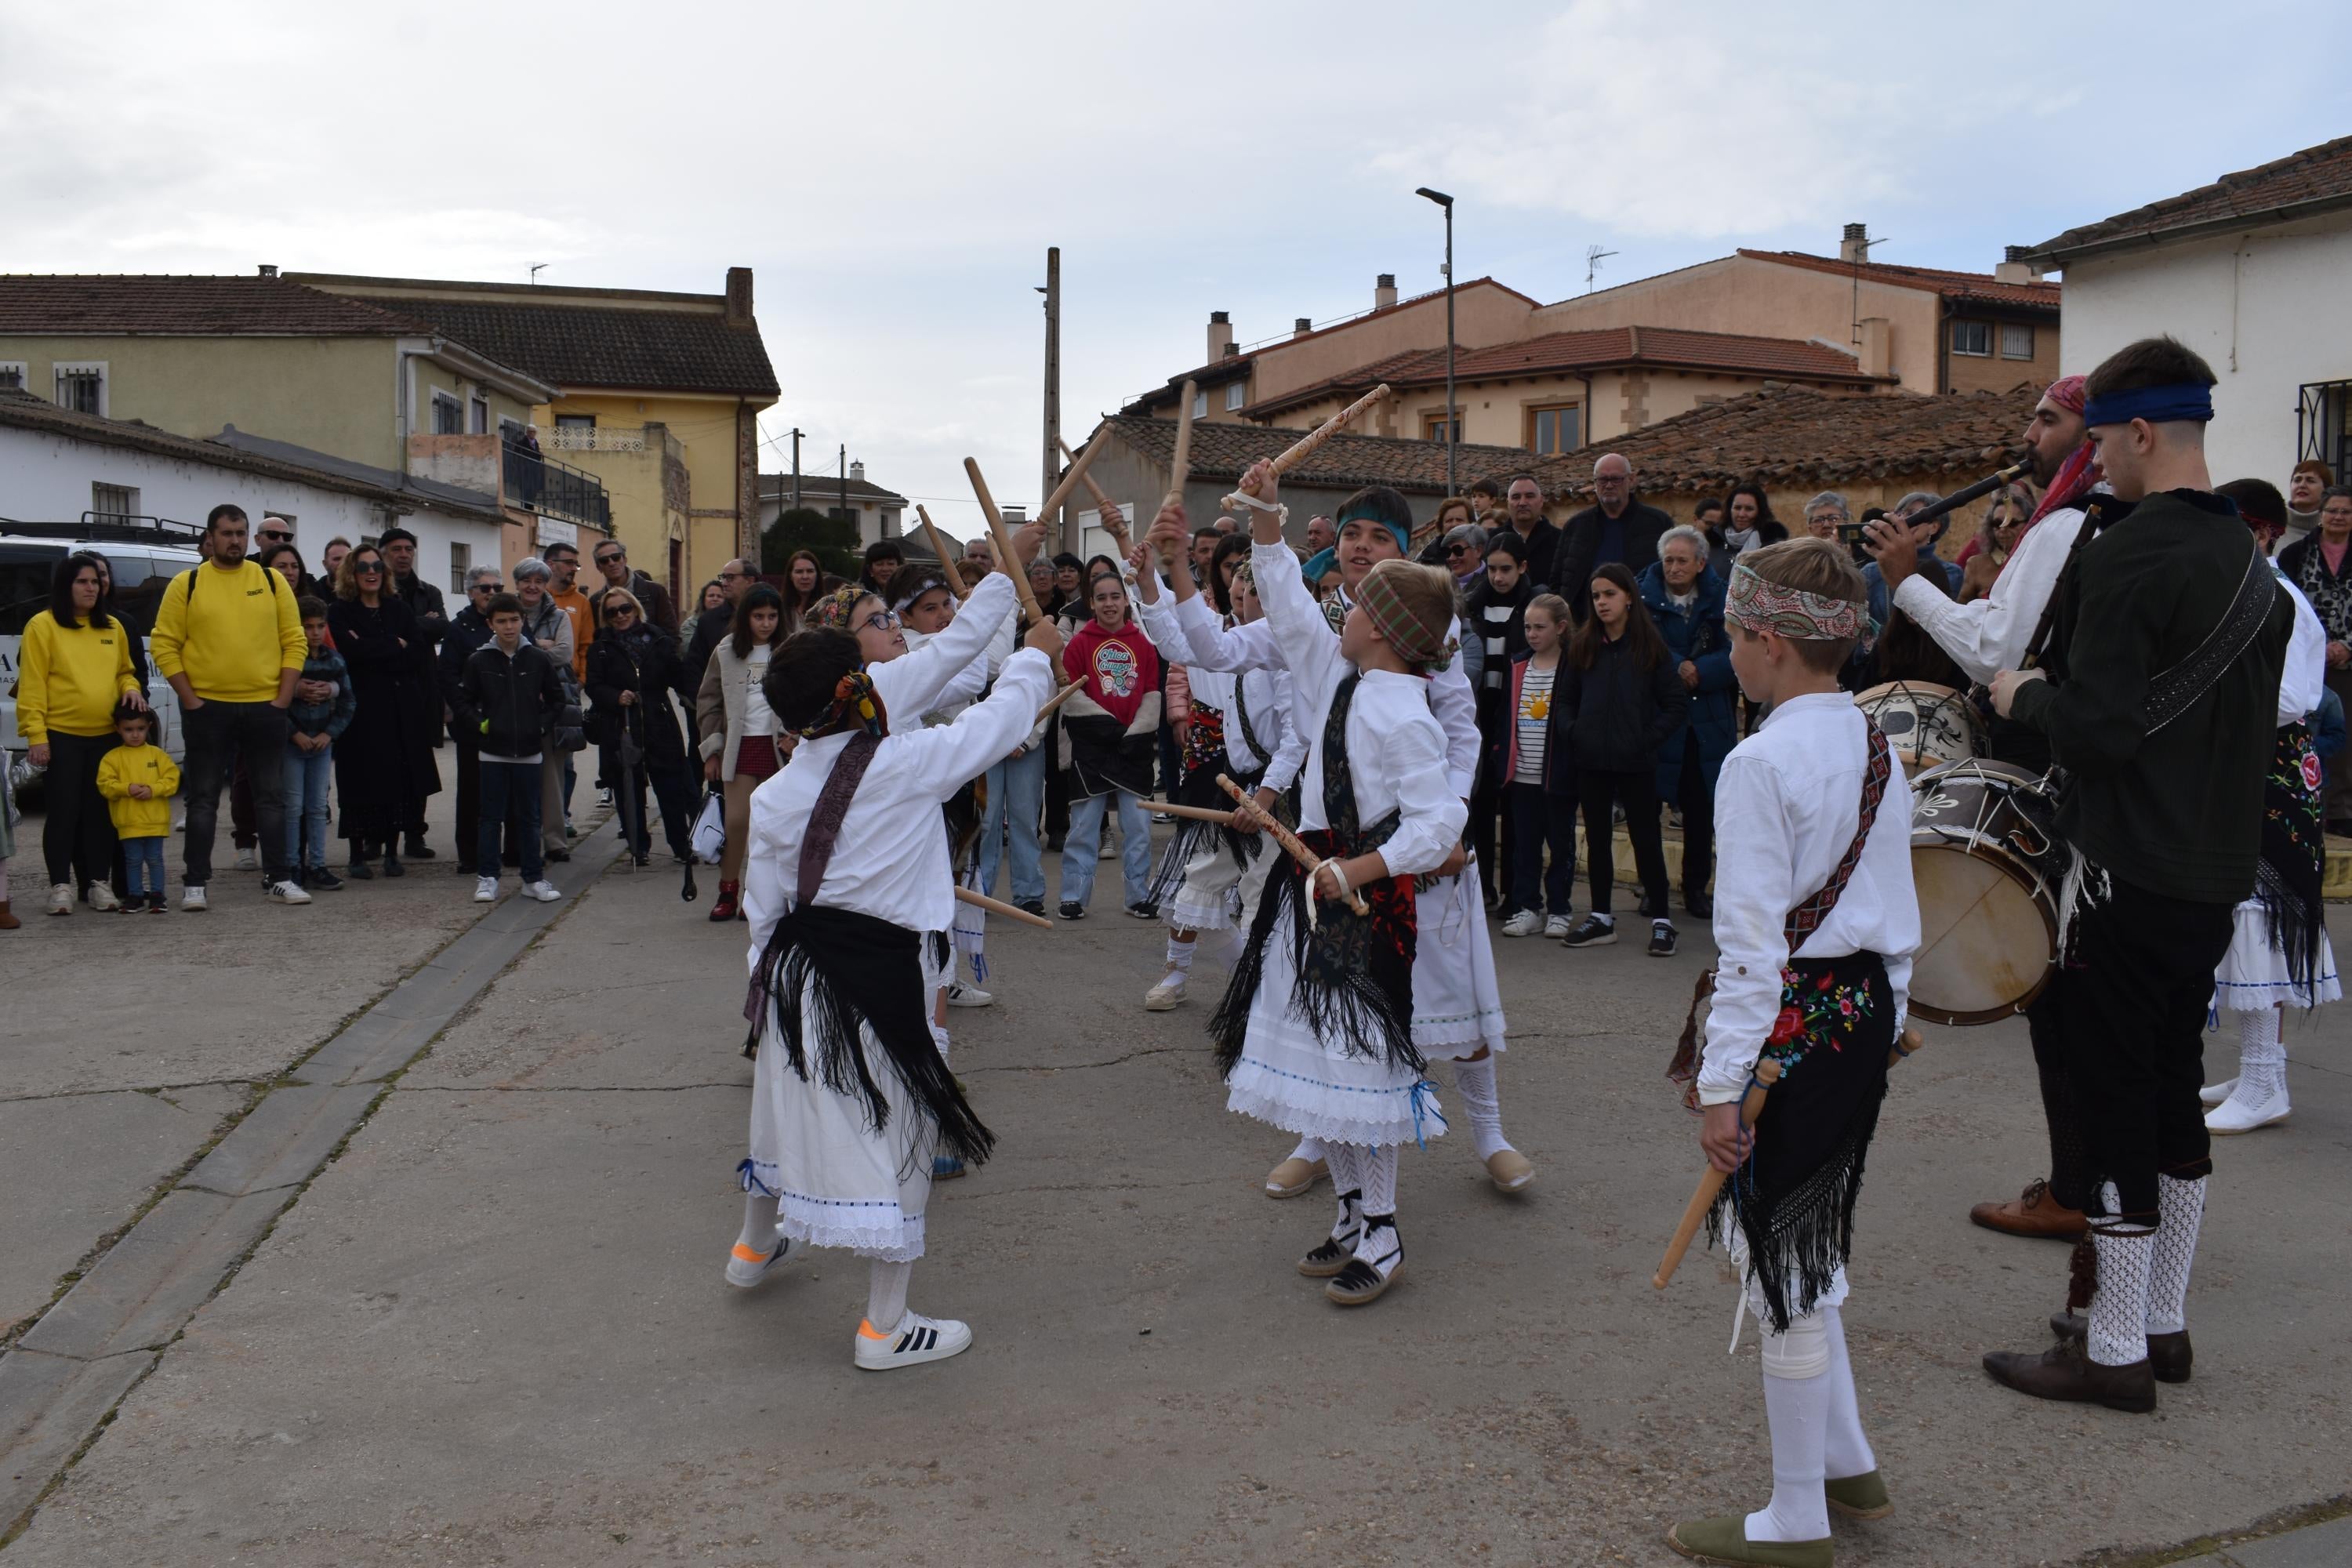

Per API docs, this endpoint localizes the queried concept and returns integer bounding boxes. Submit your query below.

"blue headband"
[1333,505,1412,557]
[2081,381,2215,429]
[1300,546,1337,584]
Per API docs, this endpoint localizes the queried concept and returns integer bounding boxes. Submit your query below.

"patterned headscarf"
[808,584,873,633]
[2024,375,2100,533]
[796,667,889,740]
[1725,560,1864,641]
[1356,559,1457,672]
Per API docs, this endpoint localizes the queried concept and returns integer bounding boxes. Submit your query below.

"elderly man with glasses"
[1552,454,1672,623]
[684,557,759,682]
[587,539,679,639]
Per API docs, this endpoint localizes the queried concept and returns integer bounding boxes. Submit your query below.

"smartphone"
[1835,521,1875,568]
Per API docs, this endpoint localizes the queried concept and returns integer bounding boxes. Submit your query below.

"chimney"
[1857,318,1893,379]
[724,266,753,328]
[1838,223,1869,263]
[1994,244,2040,285]
[257,264,278,278]
[1293,316,1313,338]
[1374,274,1398,309]
[1207,310,1234,361]
[850,460,866,484]
[1002,505,1027,524]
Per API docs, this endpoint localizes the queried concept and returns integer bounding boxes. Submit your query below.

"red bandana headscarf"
[2022,374,2100,538]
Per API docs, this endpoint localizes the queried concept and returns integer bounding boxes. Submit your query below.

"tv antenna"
[529,263,547,285]
[1585,245,1619,293]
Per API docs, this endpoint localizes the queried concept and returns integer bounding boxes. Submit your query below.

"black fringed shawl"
[1145,675,1273,909]
[2256,720,2326,995]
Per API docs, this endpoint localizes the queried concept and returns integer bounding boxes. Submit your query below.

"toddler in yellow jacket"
[95,703,180,912]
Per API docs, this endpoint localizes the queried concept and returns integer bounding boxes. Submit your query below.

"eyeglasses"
[471,582,506,593]
[608,607,637,619]
[719,570,745,582]
[258,532,292,543]
[594,553,624,567]
[1445,545,1472,557]
[856,609,901,633]
[353,561,384,574]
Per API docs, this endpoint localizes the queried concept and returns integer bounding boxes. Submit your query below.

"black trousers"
[1576,768,1668,918]
[1505,781,1576,916]
[2057,876,2235,1222]
[452,735,481,872]
[182,701,291,885]
[1469,690,1508,904]
[1671,745,1715,899]
[41,731,119,892]
[606,747,695,860]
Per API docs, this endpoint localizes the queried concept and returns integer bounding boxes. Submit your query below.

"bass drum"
[1907,759,2067,1026]
[1854,680,1985,778]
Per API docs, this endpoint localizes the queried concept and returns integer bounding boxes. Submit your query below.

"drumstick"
[1157,802,1238,826]
[1036,680,1085,723]
[1215,771,1368,916]
[962,459,1046,626]
[1268,383,1389,478]
[1653,1028,1924,1290]
[956,885,1053,930]
[915,506,971,600]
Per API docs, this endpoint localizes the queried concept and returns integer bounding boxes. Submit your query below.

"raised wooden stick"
[1036,679,1084,722]
[1269,383,1390,478]
[1033,432,1109,545]
[1652,1029,1925,1290]
[914,505,970,600]
[1164,378,1197,510]
[962,458,1045,625]
[956,885,1052,929]
[1058,436,1120,516]
[1157,802,1238,826]
[1215,771,1367,915]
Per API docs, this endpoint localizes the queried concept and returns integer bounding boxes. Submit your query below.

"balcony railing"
[503,443,612,531]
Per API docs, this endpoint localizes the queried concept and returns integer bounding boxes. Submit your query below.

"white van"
[2,523,206,786]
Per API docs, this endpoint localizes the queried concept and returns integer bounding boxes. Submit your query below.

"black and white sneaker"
[1561,914,1617,948]
[1648,920,1678,958]
[724,1234,797,1289]
[855,1310,972,1370]
[1058,900,1087,920]
[1124,900,1158,920]
[1326,1214,1403,1306]
[1298,1189,1363,1277]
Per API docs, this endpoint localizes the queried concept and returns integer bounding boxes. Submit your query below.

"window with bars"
[1951,321,1992,357]
[431,391,464,435]
[0,362,24,393]
[2000,323,2034,360]
[1527,404,1580,455]
[92,482,140,523]
[448,541,470,596]
[470,394,490,434]
[56,364,106,415]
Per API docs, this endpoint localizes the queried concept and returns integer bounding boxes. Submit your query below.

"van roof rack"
[0,514,203,546]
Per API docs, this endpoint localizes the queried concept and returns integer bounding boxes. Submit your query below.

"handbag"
[690,786,727,865]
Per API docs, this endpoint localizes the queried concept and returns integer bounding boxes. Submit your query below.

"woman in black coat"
[326,544,443,877]
[1555,561,1689,955]
[585,588,698,866]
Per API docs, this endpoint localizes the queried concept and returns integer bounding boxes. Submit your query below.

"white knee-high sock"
[1451,1056,1512,1162]
[2146,1174,2206,1336]
[866,1258,913,1331]
[2234,1006,2287,1099]
[1820,1305,1876,1480]
[1352,1145,1403,1276]
[1322,1142,1365,1238]
[2086,1195,2154,1367]
[1165,934,1196,974]
[1747,1366,1832,1543]
[735,1191,781,1253]
[1216,925,1247,968]
[1290,1136,1327,1167]
[1356,1143,1399,1218]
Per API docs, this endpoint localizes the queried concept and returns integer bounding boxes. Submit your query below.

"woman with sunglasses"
[585,589,699,866]
[326,545,442,879]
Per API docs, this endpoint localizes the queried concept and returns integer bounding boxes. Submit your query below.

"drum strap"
[2023,505,2108,670]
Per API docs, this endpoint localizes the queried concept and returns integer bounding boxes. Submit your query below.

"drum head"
[1908,844,2055,1025]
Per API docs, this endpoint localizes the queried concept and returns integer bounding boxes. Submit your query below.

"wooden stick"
[956,885,1052,930]
[1215,772,1368,915]
[1058,437,1136,563]
[1156,802,1238,826]
[915,505,970,600]
[1036,680,1084,723]
[962,458,1046,625]
[1033,432,1109,545]
[1165,379,1197,510]
[1058,437,1120,516]
[1652,1028,1925,1290]
[1268,383,1390,478]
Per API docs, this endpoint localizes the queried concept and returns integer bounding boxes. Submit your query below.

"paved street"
[2,811,2348,1566]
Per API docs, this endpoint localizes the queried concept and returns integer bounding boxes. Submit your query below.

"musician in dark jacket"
[1552,453,1675,624]
[585,588,697,866]
[1984,337,2294,1415]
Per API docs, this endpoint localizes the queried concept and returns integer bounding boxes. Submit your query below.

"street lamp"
[1416,187,1457,497]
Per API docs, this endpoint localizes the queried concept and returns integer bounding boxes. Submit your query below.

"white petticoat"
[1411,863,1508,1059]
[743,975,938,1263]
[1224,900,1446,1149]
[1167,832,1279,933]
[2210,895,2339,1013]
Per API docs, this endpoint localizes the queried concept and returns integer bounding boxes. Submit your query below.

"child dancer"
[95,700,179,912]
[1668,537,1918,1568]
[729,583,1058,1368]
[1210,459,1465,1306]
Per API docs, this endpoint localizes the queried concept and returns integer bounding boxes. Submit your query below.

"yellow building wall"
[540,390,754,597]
[0,336,401,466]
[1944,318,2059,396]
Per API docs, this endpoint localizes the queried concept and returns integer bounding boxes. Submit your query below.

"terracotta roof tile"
[1735,249,2060,311]
[2026,135,2352,262]
[0,274,432,336]
[1091,414,1538,499]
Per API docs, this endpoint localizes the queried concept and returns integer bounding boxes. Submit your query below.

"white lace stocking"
[2146,1174,2205,1337]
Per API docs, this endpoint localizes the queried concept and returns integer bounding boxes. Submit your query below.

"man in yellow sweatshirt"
[148,503,310,909]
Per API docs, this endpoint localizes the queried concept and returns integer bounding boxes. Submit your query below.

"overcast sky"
[6,1,2346,541]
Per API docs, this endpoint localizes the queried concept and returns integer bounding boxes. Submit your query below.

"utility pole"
[788,427,804,514]
[1041,246,1063,552]
[1416,187,1457,496]
[839,444,850,547]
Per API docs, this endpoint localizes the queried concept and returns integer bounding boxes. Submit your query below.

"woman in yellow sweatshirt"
[15,554,146,914]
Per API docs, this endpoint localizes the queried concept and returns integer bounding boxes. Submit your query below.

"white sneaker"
[855,1310,972,1370]
[1099,835,1119,860]
[1500,909,1542,938]
[523,880,563,903]
[267,880,312,905]
[474,876,499,903]
[234,849,258,871]
[88,883,122,913]
[946,979,992,1008]
[47,882,73,916]
[180,884,209,912]
[1145,972,1187,1011]
[2198,1076,2238,1107]
[2206,1081,2290,1134]
[1543,914,1573,939]
[724,1233,796,1288]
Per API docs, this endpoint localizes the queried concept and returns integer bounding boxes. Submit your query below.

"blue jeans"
[480,760,545,883]
[122,836,167,899]
[284,742,334,869]
[978,745,1047,906]
[1060,789,1150,909]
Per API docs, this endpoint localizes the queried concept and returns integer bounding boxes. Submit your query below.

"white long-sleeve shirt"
[1133,578,1305,791]
[743,648,1053,947]
[869,570,1017,733]
[1892,504,2084,684]
[2277,572,2325,726]
[1700,691,1918,1105]
[1250,540,1464,875]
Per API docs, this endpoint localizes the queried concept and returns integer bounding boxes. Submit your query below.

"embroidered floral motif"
[1760,967,1875,1076]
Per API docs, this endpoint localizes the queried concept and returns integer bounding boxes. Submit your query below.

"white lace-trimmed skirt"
[1411,863,1508,1059]
[2211,896,2340,1013]
[1224,901,1446,1150]
[743,978,936,1263]
[1167,832,1279,933]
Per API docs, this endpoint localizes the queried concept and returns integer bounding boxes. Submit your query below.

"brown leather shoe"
[1970,1178,2087,1240]
[2049,1313,2191,1383]
[1984,1339,2156,1412]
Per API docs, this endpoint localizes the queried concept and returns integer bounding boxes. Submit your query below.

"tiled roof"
[1542,383,2040,500]
[1735,249,2060,311]
[318,295,779,398]
[1243,325,1882,419]
[1087,414,1547,499]
[0,274,431,336]
[761,473,906,505]
[2025,135,2352,263]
